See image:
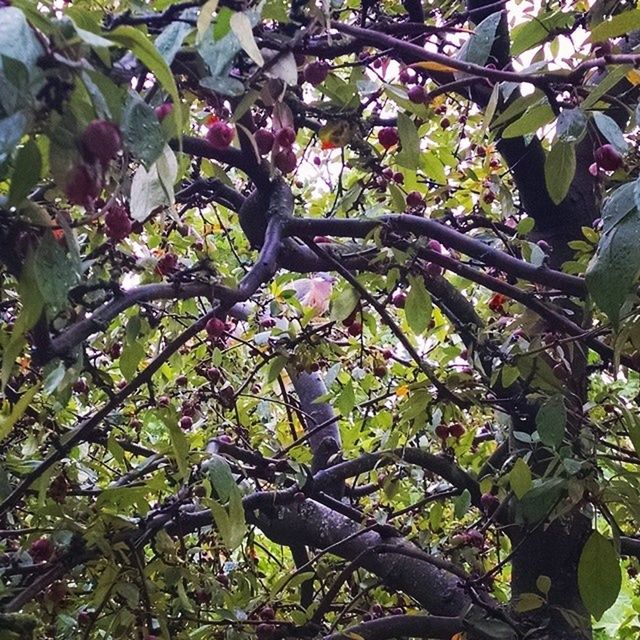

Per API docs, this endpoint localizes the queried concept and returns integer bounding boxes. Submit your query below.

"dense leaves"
[0,1,639,640]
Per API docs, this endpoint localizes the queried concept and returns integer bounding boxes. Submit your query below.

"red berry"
[179,415,193,430]
[425,262,443,277]
[205,317,226,339]
[156,252,178,276]
[594,144,623,171]
[30,538,54,563]
[207,367,222,384]
[303,60,330,86]
[81,120,122,165]
[482,190,495,204]
[217,572,229,587]
[378,127,399,149]
[104,203,132,242]
[393,172,404,183]
[260,606,276,620]
[435,424,449,439]
[398,68,413,83]
[391,290,407,308]
[206,121,235,150]
[254,129,275,155]
[440,117,451,129]
[293,491,306,503]
[154,102,173,121]
[405,191,423,208]
[373,364,387,378]
[407,85,426,104]
[176,374,188,386]
[64,164,101,206]
[348,321,362,337]
[449,422,465,438]
[157,395,170,407]
[342,309,358,326]
[72,378,88,394]
[274,148,297,174]
[466,529,484,548]
[77,611,91,626]
[382,348,393,360]
[275,127,296,147]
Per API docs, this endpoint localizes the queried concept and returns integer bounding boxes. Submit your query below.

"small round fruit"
[426,239,442,253]
[293,491,306,503]
[176,374,188,386]
[30,537,54,563]
[64,164,100,206]
[391,290,407,308]
[72,378,88,394]
[440,117,451,129]
[482,190,495,204]
[594,144,623,171]
[304,60,330,86]
[405,191,423,208]
[260,606,275,621]
[207,367,222,384]
[449,422,465,438]
[398,67,413,83]
[435,424,449,440]
[217,572,229,587]
[256,623,276,640]
[157,395,170,407]
[104,203,132,242]
[154,102,173,121]
[205,317,226,339]
[378,127,399,149]
[81,119,122,165]
[254,129,275,155]
[466,529,484,548]
[206,121,235,150]
[275,126,296,147]
[348,321,362,337]
[425,262,444,277]
[274,149,297,174]
[77,611,91,626]
[373,364,387,378]
[179,415,193,430]
[156,252,178,276]
[407,85,426,104]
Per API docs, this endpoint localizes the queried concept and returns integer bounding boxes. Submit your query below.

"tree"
[1,0,640,638]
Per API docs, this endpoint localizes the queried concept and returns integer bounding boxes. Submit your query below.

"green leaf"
[396,112,420,171]
[0,7,44,75]
[0,383,40,441]
[130,144,178,221]
[591,9,640,41]
[459,11,502,66]
[335,380,355,416]
[230,11,263,67]
[166,417,190,478]
[513,592,545,612]
[119,341,145,381]
[207,454,237,502]
[405,275,432,335]
[197,0,219,43]
[556,108,587,143]
[586,197,640,328]
[592,112,628,153]
[578,531,621,621]
[517,478,565,524]
[502,100,555,138]
[511,11,574,57]
[267,355,287,384]
[8,139,41,206]
[108,26,181,128]
[545,141,575,205]
[34,232,80,312]
[454,489,471,518]
[122,93,165,169]
[330,286,359,322]
[156,8,196,64]
[0,111,27,163]
[535,394,566,448]
[601,181,637,232]
[509,458,532,499]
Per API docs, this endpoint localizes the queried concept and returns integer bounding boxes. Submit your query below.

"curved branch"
[323,614,464,640]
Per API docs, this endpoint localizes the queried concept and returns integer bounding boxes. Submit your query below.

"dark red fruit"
[313,156,322,166]
[391,290,407,308]
[77,611,91,626]
[594,144,623,171]
[47,581,67,605]
[304,60,330,86]
[373,364,387,378]
[405,191,423,208]
[254,129,275,155]
[435,424,449,439]
[427,239,442,253]
[73,378,88,394]
[176,374,188,386]
[205,317,226,339]
[382,348,393,360]
[64,164,100,206]
[217,572,229,587]
[256,623,276,640]
[482,190,495,204]
[293,491,306,503]
[207,367,222,384]
[156,253,178,276]
[466,529,484,548]
[260,606,275,621]
[179,415,193,430]
[154,102,173,121]
[219,384,235,408]
[81,120,122,165]
[194,589,211,605]
[378,127,399,149]
[275,127,296,148]
[407,85,426,104]
[47,475,69,503]
[30,538,54,563]
[348,321,362,337]
[425,262,443,277]
[157,395,170,407]
[449,422,465,438]
[440,117,451,129]
[393,172,404,183]
[104,203,132,242]
[398,68,413,83]
[342,309,358,327]
[206,121,235,150]
[481,492,500,515]
[274,149,297,174]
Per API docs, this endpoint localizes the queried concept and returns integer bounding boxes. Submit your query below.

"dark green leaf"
[155,8,196,64]
[536,394,566,448]
[578,531,621,620]
[502,100,555,138]
[591,9,640,41]
[207,454,237,502]
[459,12,502,66]
[0,111,27,163]
[517,478,565,524]
[119,341,145,381]
[396,113,420,171]
[9,139,41,206]
[545,141,575,205]
[405,275,432,335]
[593,112,628,152]
[34,232,80,312]
[123,93,165,169]
[511,10,574,57]
[556,108,587,142]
